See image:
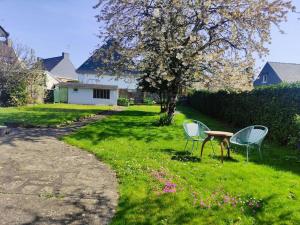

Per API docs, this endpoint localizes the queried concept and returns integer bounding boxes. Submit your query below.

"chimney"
[62,52,69,59]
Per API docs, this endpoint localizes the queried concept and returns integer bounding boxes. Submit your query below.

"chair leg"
[258,145,262,160]
[246,145,249,162]
[209,140,215,156]
[184,140,189,152]
[191,141,195,152]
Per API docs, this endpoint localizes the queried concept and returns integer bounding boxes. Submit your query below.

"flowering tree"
[95,0,295,124]
[0,44,45,106]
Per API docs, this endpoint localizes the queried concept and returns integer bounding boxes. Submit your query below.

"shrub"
[129,98,135,105]
[118,98,134,106]
[144,97,156,105]
[189,83,300,146]
[117,98,129,106]
[44,90,54,103]
[157,112,172,126]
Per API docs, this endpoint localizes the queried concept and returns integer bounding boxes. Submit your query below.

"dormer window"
[262,74,267,83]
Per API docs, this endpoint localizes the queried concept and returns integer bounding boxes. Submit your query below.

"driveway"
[0,112,119,225]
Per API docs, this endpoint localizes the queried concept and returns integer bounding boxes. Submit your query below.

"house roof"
[268,62,300,83]
[0,25,9,38]
[57,82,118,90]
[77,40,119,74]
[76,40,138,76]
[40,56,64,71]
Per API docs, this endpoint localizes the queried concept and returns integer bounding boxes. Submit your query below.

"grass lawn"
[0,104,112,127]
[64,105,300,224]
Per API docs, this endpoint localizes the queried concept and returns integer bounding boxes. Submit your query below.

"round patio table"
[201,131,234,163]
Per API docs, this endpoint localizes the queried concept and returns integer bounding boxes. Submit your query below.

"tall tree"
[95,0,295,124]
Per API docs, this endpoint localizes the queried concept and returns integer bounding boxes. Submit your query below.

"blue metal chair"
[230,125,268,162]
[183,120,214,153]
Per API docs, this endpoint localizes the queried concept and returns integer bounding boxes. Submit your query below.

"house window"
[262,74,267,83]
[73,88,78,92]
[93,89,110,99]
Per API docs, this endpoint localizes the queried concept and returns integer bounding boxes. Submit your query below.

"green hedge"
[189,83,300,146]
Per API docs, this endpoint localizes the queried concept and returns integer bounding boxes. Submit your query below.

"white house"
[55,82,118,105]
[54,41,140,105]
[40,52,78,90]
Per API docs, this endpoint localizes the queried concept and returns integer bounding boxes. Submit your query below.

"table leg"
[201,136,211,158]
[220,140,224,163]
[223,138,230,158]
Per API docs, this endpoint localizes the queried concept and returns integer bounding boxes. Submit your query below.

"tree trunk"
[165,90,178,125]
[160,91,167,113]
[160,92,164,112]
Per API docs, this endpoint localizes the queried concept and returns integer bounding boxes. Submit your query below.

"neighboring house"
[55,82,118,105]
[55,40,139,105]
[254,62,300,86]
[76,41,138,92]
[40,52,78,90]
[0,25,15,63]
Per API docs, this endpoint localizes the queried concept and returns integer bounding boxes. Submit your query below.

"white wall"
[45,72,59,90]
[67,88,118,105]
[78,74,137,90]
[50,53,78,80]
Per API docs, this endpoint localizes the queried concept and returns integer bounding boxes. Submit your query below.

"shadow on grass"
[0,107,109,126]
[19,192,115,225]
[112,195,200,225]
[70,110,178,144]
[112,191,298,225]
[211,155,239,163]
[161,149,201,162]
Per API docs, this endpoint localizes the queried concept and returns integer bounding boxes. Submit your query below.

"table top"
[205,131,234,137]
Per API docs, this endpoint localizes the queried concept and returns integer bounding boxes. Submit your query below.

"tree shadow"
[111,191,299,224]
[19,192,116,225]
[249,194,299,224]
[0,106,112,127]
[0,111,118,147]
[68,110,179,145]
[112,195,201,224]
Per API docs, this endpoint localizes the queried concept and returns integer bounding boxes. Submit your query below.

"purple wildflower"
[163,182,176,193]
[200,200,206,208]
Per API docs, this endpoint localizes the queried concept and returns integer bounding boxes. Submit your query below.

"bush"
[189,83,300,146]
[159,112,171,125]
[118,98,134,106]
[2,83,28,107]
[44,90,54,103]
[144,97,156,105]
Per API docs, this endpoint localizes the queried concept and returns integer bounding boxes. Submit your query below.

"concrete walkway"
[0,111,119,225]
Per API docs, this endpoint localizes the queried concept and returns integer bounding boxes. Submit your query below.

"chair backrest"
[183,120,210,139]
[248,126,268,143]
[231,125,268,145]
[183,122,199,138]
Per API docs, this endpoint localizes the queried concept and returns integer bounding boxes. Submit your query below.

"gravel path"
[0,110,120,225]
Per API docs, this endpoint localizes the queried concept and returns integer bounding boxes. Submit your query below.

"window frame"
[93,89,110,99]
[262,74,267,83]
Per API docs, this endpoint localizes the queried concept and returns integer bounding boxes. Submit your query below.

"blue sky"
[0,0,299,69]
